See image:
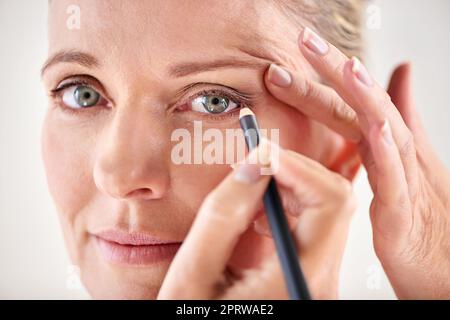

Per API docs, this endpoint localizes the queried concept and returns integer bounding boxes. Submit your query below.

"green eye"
[73,86,100,107]
[202,96,229,113]
[191,95,239,114]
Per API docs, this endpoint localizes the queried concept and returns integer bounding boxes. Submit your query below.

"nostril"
[125,188,153,200]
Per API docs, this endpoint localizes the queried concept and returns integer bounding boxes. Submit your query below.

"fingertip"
[342,59,360,89]
[297,28,307,52]
[343,58,357,78]
[297,28,305,49]
[298,26,329,56]
[265,63,292,88]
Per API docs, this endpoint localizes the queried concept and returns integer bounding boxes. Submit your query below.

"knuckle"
[297,77,318,101]
[330,99,357,124]
[377,189,410,212]
[330,58,347,78]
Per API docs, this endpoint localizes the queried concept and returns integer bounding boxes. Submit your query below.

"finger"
[299,27,410,140]
[225,145,356,299]
[253,206,298,238]
[298,27,363,113]
[343,58,420,201]
[369,120,412,241]
[252,210,301,271]
[274,147,356,215]
[275,147,356,259]
[298,27,419,199]
[158,142,272,299]
[264,63,361,142]
[253,144,356,242]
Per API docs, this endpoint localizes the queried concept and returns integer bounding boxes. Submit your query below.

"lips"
[94,230,182,265]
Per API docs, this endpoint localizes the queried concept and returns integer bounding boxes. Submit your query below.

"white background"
[0,0,449,299]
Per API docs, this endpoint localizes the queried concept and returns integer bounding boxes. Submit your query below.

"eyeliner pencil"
[239,107,311,300]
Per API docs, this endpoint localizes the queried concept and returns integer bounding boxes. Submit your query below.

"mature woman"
[41,0,449,299]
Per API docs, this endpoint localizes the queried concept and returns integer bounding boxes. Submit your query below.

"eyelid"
[170,83,256,111]
[176,82,256,101]
[50,74,112,103]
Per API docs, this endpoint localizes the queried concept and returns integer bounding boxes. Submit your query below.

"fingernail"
[234,163,261,183]
[380,120,393,145]
[248,137,279,168]
[268,64,292,87]
[350,57,373,86]
[301,27,329,55]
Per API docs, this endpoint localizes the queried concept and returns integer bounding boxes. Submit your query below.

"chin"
[89,285,159,300]
[79,257,172,300]
[83,271,164,300]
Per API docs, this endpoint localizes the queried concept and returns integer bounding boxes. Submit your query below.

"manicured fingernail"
[380,120,393,145]
[301,27,329,55]
[234,163,261,183]
[268,64,292,87]
[255,137,279,167]
[350,57,373,86]
[242,137,280,177]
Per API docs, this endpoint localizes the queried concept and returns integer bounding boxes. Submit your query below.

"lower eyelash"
[197,105,245,121]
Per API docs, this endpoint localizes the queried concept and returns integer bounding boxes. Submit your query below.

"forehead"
[48,0,301,71]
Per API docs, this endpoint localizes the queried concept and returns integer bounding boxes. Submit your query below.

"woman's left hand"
[264,27,450,299]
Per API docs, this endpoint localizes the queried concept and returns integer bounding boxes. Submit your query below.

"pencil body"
[263,178,311,300]
[239,109,311,300]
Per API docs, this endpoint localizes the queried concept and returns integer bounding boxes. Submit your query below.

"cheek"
[167,125,236,221]
[41,111,96,235]
[171,163,229,212]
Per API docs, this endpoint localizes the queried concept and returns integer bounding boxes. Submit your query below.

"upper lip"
[94,230,181,246]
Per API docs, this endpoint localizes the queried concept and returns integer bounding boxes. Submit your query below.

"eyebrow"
[41,46,274,78]
[167,57,267,77]
[40,51,100,77]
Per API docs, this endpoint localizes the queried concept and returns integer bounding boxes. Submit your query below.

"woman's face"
[41,0,351,299]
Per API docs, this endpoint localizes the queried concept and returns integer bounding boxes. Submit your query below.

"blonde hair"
[275,0,365,59]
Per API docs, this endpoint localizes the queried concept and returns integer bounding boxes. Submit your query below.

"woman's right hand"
[264,27,450,299]
[158,138,355,299]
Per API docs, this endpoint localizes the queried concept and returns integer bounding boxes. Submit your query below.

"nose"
[93,106,170,201]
